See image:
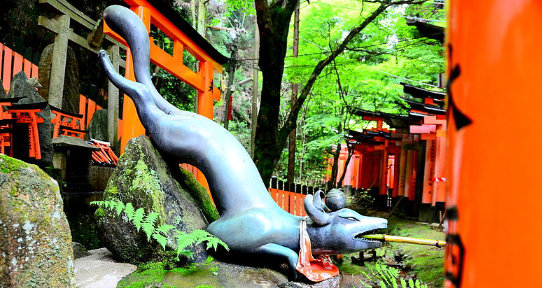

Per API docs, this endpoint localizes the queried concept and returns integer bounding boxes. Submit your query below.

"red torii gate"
[103,0,227,187]
[332,84,447,221]
[104,0,226,153]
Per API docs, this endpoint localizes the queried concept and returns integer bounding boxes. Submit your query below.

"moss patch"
[118,260,221,288]
[177,168,219,223]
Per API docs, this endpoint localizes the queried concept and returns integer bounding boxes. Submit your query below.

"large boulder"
[96,136,218,264]
[8,71,54,167]
[0,154,75,287]
[86,108,108,141]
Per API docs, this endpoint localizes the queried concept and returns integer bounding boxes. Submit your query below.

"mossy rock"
[0,155,75,287]
[96,136,218,264]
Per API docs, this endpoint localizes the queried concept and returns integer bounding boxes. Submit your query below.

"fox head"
[304,191,388,255]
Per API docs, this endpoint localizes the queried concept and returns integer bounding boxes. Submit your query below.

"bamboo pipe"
[362,234,446,247]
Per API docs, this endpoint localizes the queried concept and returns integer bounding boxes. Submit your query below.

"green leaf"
[115,201,125,216]
[152,232,168,249]
[156,224,176,235]
[133,208,145,232]
[90,201,102,207]
[400,278,407,288]
[124,203,135,221]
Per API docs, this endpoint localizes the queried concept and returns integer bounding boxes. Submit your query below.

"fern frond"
[124,203,135,221]
[156,224,176,235]
[152,232,168,249]
[90,201,103,207]
[190,229,213,246]
[133,208,145,232]
[144,212,159,227]
[205,236,229,251]
[141,212,158,241]
[115,201,125,216]
[177,250,193,259]
[175,231,195,251]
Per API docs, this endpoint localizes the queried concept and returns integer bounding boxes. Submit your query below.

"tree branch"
[279,1,389,141]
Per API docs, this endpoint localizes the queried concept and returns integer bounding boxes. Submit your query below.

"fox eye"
[342,216,358,222]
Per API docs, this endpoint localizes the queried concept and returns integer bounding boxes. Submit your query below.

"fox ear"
[305,191,331,226]
[313,190,330,212]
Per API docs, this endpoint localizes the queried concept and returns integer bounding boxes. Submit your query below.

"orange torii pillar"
[426,115,447,220]
[446,1,542,287]
[397,143,407,199]
[419,138,436,222]
[104,0,223,188]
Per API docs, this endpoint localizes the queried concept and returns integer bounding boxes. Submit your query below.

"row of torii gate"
[333,82,447,222]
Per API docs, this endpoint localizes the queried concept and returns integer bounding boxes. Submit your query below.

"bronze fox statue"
[99,5,387,280]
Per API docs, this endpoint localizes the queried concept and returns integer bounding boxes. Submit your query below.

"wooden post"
[379,148,388,196]
[422,139,435,204]
[433,136,447,204]
[48,14,71,109]
[404,150,413,199]
[398,145,407,197]
[107,45,120,148]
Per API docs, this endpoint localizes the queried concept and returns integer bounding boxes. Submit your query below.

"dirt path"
[74,248,136,288]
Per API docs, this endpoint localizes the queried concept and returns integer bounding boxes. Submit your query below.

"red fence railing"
[268,178,324,217]
[1,43,39,93]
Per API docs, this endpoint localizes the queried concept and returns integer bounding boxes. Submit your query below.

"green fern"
[142,212,159,241]
[133,208,145,232]
[91,199,228,260]
[152,232,168,249]
[360,263,428,288]
[115,201,125,216]
[124,202,135,220]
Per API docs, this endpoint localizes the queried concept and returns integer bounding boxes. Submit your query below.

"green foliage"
[360,263,428,288]
[118,256,221,288]
[91,199,228,259]
[273,0,445,184]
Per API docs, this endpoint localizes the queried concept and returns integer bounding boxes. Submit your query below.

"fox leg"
[255,243,299,281]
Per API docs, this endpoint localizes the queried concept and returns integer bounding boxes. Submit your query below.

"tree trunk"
[250,24,260,158]
[223,48,237,130]
[253,0,297,187]
[337,143,354,187]
[287,5,300,183]
[197,0,206,36]
[328,143,342,190]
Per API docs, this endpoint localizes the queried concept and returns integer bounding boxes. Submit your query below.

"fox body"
[99,5,387,279]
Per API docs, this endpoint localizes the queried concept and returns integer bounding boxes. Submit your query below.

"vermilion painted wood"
[23,57,31,77]
[9,109,44,159]
[408,151,417,201]
[86,99,96,127]
[422,140,435,204]
[12,51,23,77]
[79,95,87,129]
[410,124,437,134]
[31,64,38,78]
[3,46,13,92]
[446,2,542,286]
[433,137,446,204]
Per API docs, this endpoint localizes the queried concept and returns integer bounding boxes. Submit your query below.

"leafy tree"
[253,0,427,187]
[273,0,444,185]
